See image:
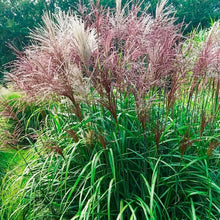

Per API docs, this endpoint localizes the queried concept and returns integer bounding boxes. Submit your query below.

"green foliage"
[0,151,13,184]
[170,0,220,33]
[0,85,219,219]
[0,0,45,80]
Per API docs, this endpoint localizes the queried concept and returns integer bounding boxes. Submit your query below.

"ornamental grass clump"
[1,0,220,219]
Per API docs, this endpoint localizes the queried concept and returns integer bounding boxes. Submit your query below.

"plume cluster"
[8,0,220,124]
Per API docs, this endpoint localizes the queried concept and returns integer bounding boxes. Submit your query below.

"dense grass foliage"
[0,0,220,219]
[0,88,46,149]
[0,93,219,219]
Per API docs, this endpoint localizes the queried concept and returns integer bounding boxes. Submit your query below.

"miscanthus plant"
[1,0,219,219]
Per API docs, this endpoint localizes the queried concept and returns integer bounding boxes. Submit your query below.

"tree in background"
[0,0,45,79]
[171,0,220,32]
